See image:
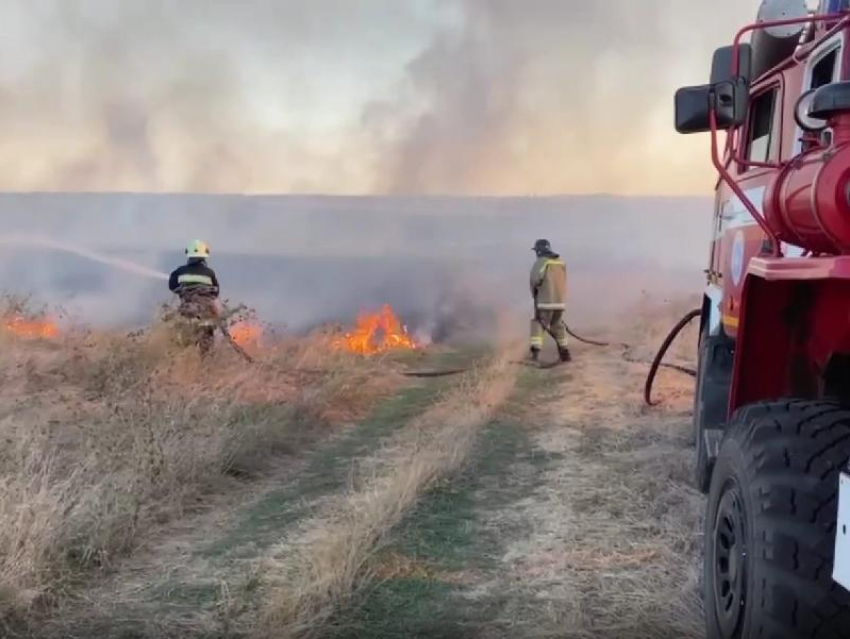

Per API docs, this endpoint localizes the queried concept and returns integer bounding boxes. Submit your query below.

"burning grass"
[255,348,517,639]
[0,294,60,342]
[3,316,59,339]
[0,295,401,629]
[230,320,264,349]
[332,304,417,356]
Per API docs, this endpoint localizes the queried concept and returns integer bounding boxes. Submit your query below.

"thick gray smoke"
[0,193,711,340]
[0,2,752,335]
[0,0,761,194]
[365,0,773,195]
[367,1,669,194]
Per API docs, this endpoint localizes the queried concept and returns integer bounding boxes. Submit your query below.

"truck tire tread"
[706,400,850,639]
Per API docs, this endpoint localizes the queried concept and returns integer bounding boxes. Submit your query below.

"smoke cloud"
[0,3,763,336]
[0,193,711,339]
[0,0,761,196]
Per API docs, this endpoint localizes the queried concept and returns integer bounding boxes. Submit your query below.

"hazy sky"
[0,0,765,196]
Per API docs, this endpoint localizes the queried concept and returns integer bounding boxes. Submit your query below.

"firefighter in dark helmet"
[168,240,220,355]
[529,239,571,362]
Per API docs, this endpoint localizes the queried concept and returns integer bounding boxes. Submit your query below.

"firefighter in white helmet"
[168,240,220,356]
[529,239,571,363]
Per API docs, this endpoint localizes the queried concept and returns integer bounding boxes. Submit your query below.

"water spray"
[0,235,169,281]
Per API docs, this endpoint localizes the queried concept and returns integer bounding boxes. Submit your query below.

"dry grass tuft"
[0,296,399,627]
[255,351,517,639]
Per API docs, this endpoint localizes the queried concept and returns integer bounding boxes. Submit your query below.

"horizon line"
[0,190,713,200]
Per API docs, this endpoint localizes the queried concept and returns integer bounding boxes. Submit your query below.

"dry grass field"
[0,295,704,639]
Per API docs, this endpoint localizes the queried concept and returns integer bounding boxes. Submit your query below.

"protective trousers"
[178,295,218,357]
[530,310,569,351]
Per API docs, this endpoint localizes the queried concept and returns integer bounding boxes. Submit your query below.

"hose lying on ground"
[566,321,697,383]
[401,368,472,378]
[407,315,700,386]
[506,314,701,405]
[642,308,701,407]
[563,323,610,348]
[208,302,701,405]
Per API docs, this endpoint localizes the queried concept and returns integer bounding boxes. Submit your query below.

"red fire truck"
[675,0,850,637]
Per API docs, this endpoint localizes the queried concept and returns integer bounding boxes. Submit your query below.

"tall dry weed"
[0,307,397,626]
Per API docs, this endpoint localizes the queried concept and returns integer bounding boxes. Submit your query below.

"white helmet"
[185,239,210,259]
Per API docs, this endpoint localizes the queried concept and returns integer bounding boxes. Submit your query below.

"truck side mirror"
[675,80,749,134]
[711,44,752,85]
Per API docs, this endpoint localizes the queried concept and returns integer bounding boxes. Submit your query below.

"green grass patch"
[387,415,558,572]
[330,578,491,639]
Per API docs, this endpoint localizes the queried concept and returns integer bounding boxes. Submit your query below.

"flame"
[229,321,263,348]
[3,315,59,339]
[333,304,417,355]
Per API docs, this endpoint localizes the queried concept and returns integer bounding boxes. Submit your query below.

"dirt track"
[329,342,703,639]
[486,344,703,638]
[22,327,704,639]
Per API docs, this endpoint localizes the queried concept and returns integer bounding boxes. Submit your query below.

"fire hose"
[561,320,700,383]
[231,317,699,405]
[279,315,702,398]
[401,368,473,378]
[557,319,699,404]
[179,284,699,405]
[406,313,700,401]
[640,308,701,406]
[218,319,254,363]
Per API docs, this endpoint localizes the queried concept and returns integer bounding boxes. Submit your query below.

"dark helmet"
[533,239,552,255]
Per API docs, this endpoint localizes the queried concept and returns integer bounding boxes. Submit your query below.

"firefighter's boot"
[529,347,540,362]
[558,346,572,362]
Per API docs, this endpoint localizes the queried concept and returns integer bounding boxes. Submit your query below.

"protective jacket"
[530,253,566,311]
[168,260,220,297]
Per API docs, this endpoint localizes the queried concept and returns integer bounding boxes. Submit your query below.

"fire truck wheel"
[704,400,850,639]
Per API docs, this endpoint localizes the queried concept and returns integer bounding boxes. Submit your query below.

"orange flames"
[3,315,59,339]
[333,304,417,355]
[229,321,263,348]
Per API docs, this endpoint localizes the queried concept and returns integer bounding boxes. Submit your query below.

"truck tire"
[693,322,733,493]
[704,400,850,639]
